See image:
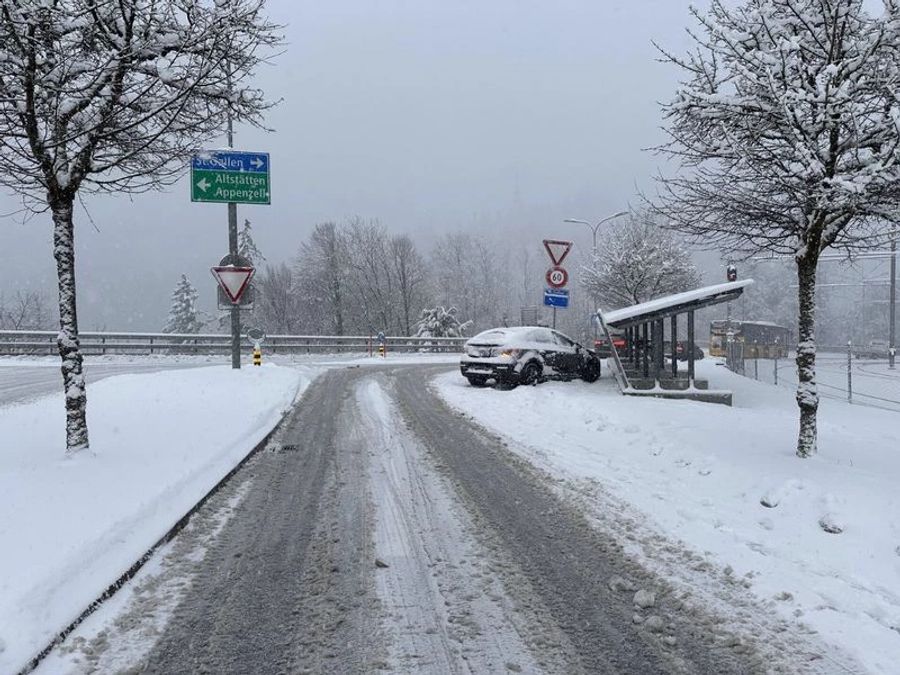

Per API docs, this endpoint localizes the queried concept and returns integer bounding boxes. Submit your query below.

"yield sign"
[211,265,255,303]
[543,239,573,266]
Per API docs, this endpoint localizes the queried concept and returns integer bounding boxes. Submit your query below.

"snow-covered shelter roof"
[601,280,754,328]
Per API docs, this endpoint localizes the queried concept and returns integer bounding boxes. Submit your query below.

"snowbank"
[435,361,900,674]
[0,364,314,673]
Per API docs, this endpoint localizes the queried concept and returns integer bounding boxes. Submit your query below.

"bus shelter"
[597,280,754,405]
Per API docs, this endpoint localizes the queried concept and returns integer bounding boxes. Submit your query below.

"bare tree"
[390,234,430,335]
[582,212,701,309]
[652,0,900,457]
[294,222,349,335]
[431,232,501,332]
[0,1,280,452]
[345,219,398,334]
[0,290,52,329]
[257,262,299,334]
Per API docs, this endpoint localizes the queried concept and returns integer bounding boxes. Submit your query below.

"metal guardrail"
[0,330,466,356]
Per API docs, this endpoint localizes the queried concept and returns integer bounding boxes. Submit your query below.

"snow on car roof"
[467,326,551,343]
[601,279,754,326]
[471,326,538,338]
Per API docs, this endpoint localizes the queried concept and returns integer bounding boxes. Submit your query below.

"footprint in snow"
[760,477,806,508]
[818,493,846,534]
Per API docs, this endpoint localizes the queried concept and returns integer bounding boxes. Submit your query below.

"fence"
[0,330,467,356]
[725,344,900,414]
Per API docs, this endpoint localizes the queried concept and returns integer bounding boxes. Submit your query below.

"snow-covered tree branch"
[652,0,900,458]
[0,0,280,452]
[581,211,701,309]
[414,306,472,339]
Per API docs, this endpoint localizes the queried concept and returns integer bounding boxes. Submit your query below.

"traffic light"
[726,264,737,282]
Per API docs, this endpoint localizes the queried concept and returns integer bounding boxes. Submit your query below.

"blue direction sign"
[191,151,269,173]
[543,288,570,308]
[191,150,270,205]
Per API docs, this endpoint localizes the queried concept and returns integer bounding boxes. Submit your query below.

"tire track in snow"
[356,376,564,673]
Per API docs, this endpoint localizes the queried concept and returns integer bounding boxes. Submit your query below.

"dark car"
[665,340,705,362]
[593,330,628,358]
[855,339,890,359]
[460,326,602,387]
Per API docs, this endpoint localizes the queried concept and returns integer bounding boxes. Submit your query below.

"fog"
[0,1,722,330]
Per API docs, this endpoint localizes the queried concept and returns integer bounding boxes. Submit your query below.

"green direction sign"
[191,150,270,205]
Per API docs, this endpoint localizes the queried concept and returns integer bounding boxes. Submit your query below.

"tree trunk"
[795,254,818,458]
[52,198,89,452]
[330,269,344,336]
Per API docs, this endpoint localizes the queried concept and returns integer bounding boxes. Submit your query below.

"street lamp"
[564,210,629,252]
[566,211,628,340]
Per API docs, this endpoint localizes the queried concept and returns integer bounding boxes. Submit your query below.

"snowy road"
[0,361,203,407]
[42,365,774,674]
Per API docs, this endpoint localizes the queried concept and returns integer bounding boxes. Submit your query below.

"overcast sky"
[0,0,700,330]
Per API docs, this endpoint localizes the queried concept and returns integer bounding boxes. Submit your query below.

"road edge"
[18,381,307,675]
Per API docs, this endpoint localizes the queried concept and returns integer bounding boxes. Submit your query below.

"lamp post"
[565,211,628,339]
[564,210,628,253]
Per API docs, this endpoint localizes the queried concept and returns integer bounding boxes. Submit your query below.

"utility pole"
[226,79,240,370]
[890,232,896,369]
[564,211,627,338]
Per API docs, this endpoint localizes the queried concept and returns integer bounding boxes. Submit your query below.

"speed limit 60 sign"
[546,266,568,288]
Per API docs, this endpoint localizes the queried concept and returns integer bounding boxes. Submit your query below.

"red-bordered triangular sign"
[211,265,255,303]
[543,239,573,266]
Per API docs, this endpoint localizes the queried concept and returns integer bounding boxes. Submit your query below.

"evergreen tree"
[238,219,265,266]
[163,275,203,334]
[414,306,473,338]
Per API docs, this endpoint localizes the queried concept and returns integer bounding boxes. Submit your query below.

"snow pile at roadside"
[435,361,900,674]
[0,364,315,674]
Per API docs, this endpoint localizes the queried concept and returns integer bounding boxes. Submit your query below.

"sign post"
[542,239,573,329]
[192,145,270,369]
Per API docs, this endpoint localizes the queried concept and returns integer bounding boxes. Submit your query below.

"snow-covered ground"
[0,363,315,674]
[747,353,900,414]
[436,360,900,674]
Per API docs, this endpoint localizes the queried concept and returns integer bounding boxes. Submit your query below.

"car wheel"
[519,361,542,386]
[466,375,489,387]
[580,361,601,383]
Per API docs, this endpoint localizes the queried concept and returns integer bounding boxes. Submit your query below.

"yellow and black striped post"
[377,343,385,358]
[253,346,262,366]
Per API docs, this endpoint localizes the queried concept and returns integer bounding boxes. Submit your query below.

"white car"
[459,326,602,388]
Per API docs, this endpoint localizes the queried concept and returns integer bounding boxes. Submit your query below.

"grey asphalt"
[137,364,763,674]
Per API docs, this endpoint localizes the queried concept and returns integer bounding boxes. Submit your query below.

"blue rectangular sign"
[543,288,569,308]
[191,150,269,174]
